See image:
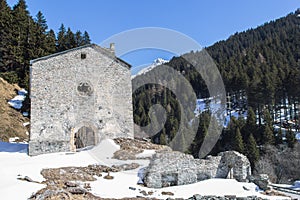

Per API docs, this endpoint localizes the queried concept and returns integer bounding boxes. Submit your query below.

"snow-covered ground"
[0,140,291,200]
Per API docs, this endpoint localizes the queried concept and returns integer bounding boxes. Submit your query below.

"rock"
[17,176,39,183]
[140,190,148,196]
[161,191,174,196]
[84,183,91,191]
[103,172,114,180]
[24,176,34,182]
[67,187,86,194]
[64,181,78,187]
[193,194,202,200]
[129,186,136,191]
[248,174,269,191]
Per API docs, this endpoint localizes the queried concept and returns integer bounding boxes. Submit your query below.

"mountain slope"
[0,78,29,142]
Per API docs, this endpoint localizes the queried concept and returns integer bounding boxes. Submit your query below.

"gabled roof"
[30,44,131,69]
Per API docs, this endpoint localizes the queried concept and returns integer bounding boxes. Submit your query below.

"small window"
[81,53,87,59]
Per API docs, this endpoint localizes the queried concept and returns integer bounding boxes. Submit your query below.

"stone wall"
[29,44,134,156]
[144,151,251,188]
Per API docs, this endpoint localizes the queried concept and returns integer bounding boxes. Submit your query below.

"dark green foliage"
[275,128,283,145]
[232,127,244,153]
[262,124,275,145]
[246,134,260,168]
[0,0,91,109]
[286,129,296,148]
[133,11,299,169]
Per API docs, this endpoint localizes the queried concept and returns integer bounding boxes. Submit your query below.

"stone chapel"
[29,44,133,156]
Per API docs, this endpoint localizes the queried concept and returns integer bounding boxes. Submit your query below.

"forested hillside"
[133,10,300,179]
[0,0,91,90]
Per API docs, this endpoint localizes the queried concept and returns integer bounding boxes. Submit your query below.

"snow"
[8,89,27,110]
[131,58,169,79]
[0,140,290,200]
[90,176,289,199]
[23,122,30,127]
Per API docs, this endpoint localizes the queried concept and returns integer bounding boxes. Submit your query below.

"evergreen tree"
[35,11,47,33]
[0,0,14,70]
[65,27,76,49]
[245,133,260,168]
[275,128,283,145]
[75,30,84,46]
[45,29,56,54]
[243,107,257,140]
[82,31,91,45]
[56,24,67,52]
[262,124,275,145]
[286,129,296,148]
[232,127,244,153]
[263,109,272,127]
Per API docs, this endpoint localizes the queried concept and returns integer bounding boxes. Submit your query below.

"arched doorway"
[74,126,96,149]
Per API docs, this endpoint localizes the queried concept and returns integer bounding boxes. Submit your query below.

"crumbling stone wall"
[29,44,133,156]
[144,151,251,188]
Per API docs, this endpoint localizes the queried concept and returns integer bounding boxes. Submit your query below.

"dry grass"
[0,78,29,142]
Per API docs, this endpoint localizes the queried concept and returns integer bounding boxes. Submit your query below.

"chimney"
[110,43,115,53]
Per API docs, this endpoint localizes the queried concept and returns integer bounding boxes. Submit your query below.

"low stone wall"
[144,151,251,188]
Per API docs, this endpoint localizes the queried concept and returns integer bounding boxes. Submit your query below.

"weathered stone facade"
[144,151,251,188]
[29,44,134,156]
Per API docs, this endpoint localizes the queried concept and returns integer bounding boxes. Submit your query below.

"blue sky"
[6,0,300,71]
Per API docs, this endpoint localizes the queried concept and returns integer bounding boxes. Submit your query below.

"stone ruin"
[143,151,251,188]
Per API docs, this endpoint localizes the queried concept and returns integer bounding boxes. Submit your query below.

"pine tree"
[245,133,260,168]
[263,109,272,127]
[286,129,296,148]
[35,11,47,33]
[275,128,283,145]
[56,24,66,52]
[45,29,56,54]
[82,31,91,45]
[232,127,244,153]
[243,107,257,140]
[75,30,84,46]
[262,124,275,145]
[65,28,76,49]
[0,0,14,70]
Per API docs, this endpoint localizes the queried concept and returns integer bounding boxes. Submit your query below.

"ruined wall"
[29,45,133,156]
[144,151,251,188]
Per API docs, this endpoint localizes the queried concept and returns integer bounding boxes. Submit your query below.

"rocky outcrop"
[143,151,251,188]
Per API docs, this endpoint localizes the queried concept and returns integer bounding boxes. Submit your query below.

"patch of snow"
[23,122,30,127]
[8,89,27,110]
[8,137,20,143]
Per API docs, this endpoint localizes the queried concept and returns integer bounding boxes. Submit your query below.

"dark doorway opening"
[74,126,96,149]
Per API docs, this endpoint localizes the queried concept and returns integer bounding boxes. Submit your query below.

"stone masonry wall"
[144,151,251,188]
[29,45,134,155]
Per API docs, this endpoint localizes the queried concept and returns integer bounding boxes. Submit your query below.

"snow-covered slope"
[0,140,292,200]
[131,58,168,79]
